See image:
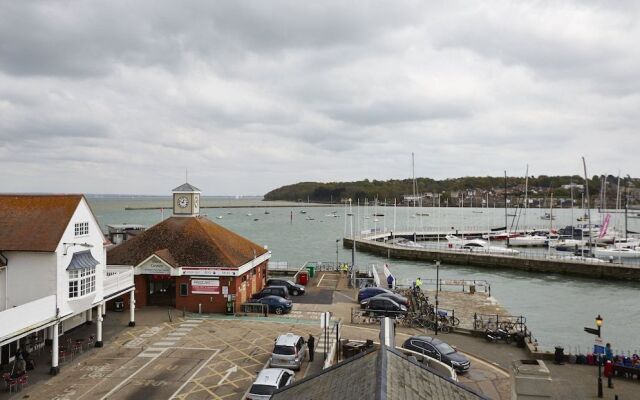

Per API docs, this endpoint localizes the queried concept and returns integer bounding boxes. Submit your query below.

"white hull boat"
[594,247,640,259]
[446,235,520,255]
[508,235,547,247]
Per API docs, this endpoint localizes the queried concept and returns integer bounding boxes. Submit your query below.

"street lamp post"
[434,260,440,336]
[585,314,604,398]
[335,239,340,270]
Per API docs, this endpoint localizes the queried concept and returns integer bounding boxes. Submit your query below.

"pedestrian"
[415,277,423,292]
[605,343,613,361]
[307,334,315,362]
[387,274,394,289]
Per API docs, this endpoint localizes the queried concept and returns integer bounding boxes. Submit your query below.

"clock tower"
[172,182,201,217]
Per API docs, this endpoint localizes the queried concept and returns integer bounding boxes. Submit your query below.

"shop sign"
[182,267,237,276]
[191,279,220,294]
[141,262,171,275]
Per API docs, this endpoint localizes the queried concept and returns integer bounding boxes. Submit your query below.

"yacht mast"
[582,157,593,255]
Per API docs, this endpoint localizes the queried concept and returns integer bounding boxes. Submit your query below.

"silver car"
[247,368,295,400]
[269,333,307,370]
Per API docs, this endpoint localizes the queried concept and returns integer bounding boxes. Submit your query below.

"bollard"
[198,303,202,314]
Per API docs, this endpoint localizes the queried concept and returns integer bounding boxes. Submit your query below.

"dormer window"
[75,222,89,236]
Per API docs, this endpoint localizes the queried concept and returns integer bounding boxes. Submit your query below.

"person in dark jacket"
[387,274,394,289]
[308,334,315,362]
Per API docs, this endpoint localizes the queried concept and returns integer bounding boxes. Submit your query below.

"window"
[68,267,96,298]
[74,222,89,236]
[180,283,188,296]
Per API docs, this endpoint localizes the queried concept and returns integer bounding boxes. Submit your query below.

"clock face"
[178,196,189,208]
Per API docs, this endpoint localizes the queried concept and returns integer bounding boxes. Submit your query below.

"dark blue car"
[251,295,293,315]
[357,287,392,302]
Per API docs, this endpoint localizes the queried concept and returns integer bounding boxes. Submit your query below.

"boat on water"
[373,213,385,217]
[264,210,270,214]
[305,216,315,221]
[577,213,589,222]
[246,213,253,216]
[217,215,223,219]
[613,237,640,249]
[415,213,429,217]
[594,247,640,259]
[300,210,307,214]
[481,231,519,240]
[253,218,259,221]
[549,238,587,251]
[508,234,547,247]
[540,212,556,221]
[388,238,424,248]
[446,235,520,255]
[547,254,606,263]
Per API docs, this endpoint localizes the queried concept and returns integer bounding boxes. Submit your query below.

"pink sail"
[598,214,611,238]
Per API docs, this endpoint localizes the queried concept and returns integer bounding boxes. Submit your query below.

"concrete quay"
[343,237,640,282]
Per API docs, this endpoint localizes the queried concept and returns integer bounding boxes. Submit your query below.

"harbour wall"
[342,238,640,282]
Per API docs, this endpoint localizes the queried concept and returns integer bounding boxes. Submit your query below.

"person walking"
[387,274,394,289]
[307,334,315,362]
[415,277,423,292]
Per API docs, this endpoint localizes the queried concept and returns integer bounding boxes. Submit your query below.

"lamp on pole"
[335,239,340,270]
[584,314,604,398]
[434,260,440,336]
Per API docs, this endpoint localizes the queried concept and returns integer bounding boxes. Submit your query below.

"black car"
[251,286,290,300]
[402,335,471,373]
[249,295,293,315]
[357,287,392,302]
[266,279,306,296]
[359,292,409,308]
[363,297,407,317]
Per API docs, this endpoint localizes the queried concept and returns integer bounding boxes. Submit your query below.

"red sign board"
[191,279,220,294]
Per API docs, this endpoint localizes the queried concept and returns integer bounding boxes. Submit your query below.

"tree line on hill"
[263,175,640,206]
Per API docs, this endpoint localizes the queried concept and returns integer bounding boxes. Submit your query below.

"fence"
[396,279,490,296]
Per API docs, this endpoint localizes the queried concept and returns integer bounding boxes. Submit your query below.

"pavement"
[3,272,638,399]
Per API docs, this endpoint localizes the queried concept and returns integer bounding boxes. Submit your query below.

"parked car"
[249,295,293,315]
[363,297,407,317]
[270,333,308,370]
[359,292,408,308]
[247,368,295,400]
[266,279,306,296]
[402,335,471,373]
[357,287,392,302]
[252,286,291,300]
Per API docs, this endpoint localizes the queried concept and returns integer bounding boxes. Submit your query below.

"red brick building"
[106,183,269,313]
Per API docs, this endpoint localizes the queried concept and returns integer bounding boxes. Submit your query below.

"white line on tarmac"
[153,342,176,346]
[334,291,354,301]
[316,274,325,287]
[99,348,168,400]
[168,349,221,399]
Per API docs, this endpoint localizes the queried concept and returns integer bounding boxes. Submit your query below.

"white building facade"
[0,194,134,374]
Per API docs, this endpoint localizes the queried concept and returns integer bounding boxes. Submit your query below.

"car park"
[248,295,293,315]
[359,292,408,308]
[357,287,392,302]
[270,333,307,370]
[252,286,291,300]
[266,279,306,296]
[363,297,407,318]
[247,368,295,399]
[401,335,471,373]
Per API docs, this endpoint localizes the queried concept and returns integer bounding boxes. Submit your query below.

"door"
[147,275,176,307]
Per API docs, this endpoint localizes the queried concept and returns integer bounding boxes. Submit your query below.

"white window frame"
[74,221,89,237]
[69,267,96,298]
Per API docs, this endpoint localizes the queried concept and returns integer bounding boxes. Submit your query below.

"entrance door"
[147,275,176,307]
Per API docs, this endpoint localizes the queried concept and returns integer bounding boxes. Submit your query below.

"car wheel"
[292,289,299,296]
[275,307,283,315]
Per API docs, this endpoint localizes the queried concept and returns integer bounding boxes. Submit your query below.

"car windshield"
[435,342,456,355]
[249,384,276,395]
[287,280,296,286]
[273,345,295,355]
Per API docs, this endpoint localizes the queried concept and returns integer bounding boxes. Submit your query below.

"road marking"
[334,291,354,301]
[167,332,187,336]
[217,365,238,386]
[99,349,167,399]
[154,342,176,346]
[316,274,325,287]
[168,349,220,399]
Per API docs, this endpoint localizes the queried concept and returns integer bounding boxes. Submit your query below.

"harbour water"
[88,196,640,354]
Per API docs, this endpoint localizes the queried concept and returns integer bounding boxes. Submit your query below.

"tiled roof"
[271,346,486,400]
[107,216,267,268]
[172,182,201,192]
[67,250,100,271]
[0,194,83,252]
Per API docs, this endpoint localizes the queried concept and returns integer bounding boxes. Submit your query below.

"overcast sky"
[1,1,639,195]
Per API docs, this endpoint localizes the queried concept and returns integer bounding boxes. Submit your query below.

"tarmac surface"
[3,271,638,399]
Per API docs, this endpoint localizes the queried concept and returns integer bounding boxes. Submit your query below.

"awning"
[67,250,100,270]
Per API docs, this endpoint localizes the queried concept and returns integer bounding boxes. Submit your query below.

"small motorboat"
[594,247,640,259]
